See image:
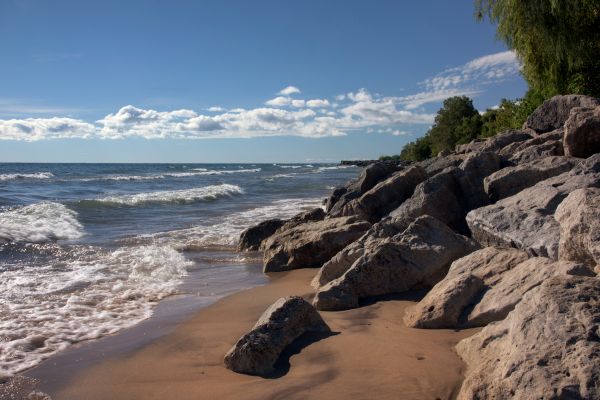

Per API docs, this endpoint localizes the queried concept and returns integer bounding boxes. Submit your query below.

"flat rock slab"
[456,276,600,400]
[224,296,330,376]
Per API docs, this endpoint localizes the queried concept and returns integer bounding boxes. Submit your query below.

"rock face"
[564,106,600,158]
[262,216,371,273]
[337,165,427,222]
[484,156,577,201]
[311,216,407,288]
[555,187,600,266]
[238,219,285,251]
[327,162,400,215]
[224,296,330,376]
[524,94,600,133]
[467,154,600,258]
[455,130,533,154]
[279,207,326,232]
[404,247,529,329]
[313,215,479,311]
[391,152,501,233]
[456,276,600,400]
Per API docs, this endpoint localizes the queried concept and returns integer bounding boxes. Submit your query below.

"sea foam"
[0,244,191,374]
[0,172,54,181]
[0,202,83,244]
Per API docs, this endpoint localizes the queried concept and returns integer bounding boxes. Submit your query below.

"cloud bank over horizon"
[0,51,520,142]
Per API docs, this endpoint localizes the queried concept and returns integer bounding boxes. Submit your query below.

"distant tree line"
[382,0,599,162]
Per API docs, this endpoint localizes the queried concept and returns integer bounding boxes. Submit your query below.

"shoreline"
[35,267,479,400]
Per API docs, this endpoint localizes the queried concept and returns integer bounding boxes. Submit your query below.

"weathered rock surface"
[238,218,285,251]
[224,296,330,376]
[456,276,600,400]
[564,106,600,158]
[391,152,501,233]
[508,138,564,164]
[337,165,427,222]
[404,247,529,329]
[262,216,371,273]
[524,94,600,133]
[327,162,400,215]
[279,207,325,232]
[455,130,533,155]
[484,156,578,201]
[313,215,479,311]
[555,187,600,266]
[467,153,600,258]
[311,216,407,288]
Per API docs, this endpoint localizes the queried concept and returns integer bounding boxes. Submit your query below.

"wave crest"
[0,172,54,181]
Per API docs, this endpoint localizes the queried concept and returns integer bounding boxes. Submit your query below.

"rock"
[508,138,564,165]
[417,153,465,176]
[327,162,400,215]
[311,217,409,289]
[501,128,563,156]
[27,392,52,400]
[224,296,330,376]
[313,215,479,311]
[392,152,501,233]
[338,165,427,222]
[279,207,325,232]
[466,153,600,258]
[564,105,600,158]
[262,216,371,273]
[404,247,529,329]
[455,130,532,154]
[524,94,600,133]
[555,187,600,266]
[456,276,600,400]
[238,219,285,251]
[484,156,578,201]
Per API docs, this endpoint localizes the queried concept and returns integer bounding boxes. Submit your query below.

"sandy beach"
[42,268,478,400]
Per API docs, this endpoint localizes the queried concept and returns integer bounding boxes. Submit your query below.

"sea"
[0,162,360,375]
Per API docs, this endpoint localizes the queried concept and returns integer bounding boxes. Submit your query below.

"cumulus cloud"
[278,86,301,96]
[0,51,521,141]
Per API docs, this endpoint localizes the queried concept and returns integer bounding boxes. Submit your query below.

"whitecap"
[0,202,83,244]
[0,172,54,181]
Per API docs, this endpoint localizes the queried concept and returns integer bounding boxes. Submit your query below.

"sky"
[0,0,527,163]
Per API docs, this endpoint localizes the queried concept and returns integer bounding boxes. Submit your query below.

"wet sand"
[41,268,478,400]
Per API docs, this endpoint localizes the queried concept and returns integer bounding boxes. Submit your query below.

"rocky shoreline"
[233,95,600,399]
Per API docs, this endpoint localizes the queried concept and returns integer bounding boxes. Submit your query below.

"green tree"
[427,96,482,155]
[479,90,545,137]
[398,136,432,161]
[476,0,600,97]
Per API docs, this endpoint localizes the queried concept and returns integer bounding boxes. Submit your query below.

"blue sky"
[0,0,527,163]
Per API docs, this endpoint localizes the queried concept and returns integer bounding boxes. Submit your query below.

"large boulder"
[238,219,285,251]
[404,247,529,329]
[508,138,564,165]
[311,216,408,288]
[335,165,427,222]
[224,296,330,376]
[467,153,600,258]
[262,216,371,273]
[278,207,325,232]
[454,130,533,155]
[524,94,600,133]
[326,162,400,215]
[313,215,479,311]
[484,156,578,201]
[564,105,600,158]
[391,152,501,233]
[498,129,563,158]
[456,276,600,400]
[555,187,600,266]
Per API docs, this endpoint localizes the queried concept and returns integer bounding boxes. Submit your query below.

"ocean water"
[0,163,359,375]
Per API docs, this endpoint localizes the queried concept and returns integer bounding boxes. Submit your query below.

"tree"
[427,96,482,155]
[479,90,545,137]
[476,0,600,97]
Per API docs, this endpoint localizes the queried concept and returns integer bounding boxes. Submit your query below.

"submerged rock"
[313,215,479,311]
[262,216,371,273]
[456,276,600,400]
[524,94,600,133]
[224,296,330,376]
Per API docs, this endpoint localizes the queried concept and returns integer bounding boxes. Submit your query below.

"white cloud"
[0,117,96,141]
[278,86,301,96]
[207,106,225,112]
[306,99,330,108]
[265,96,292,107]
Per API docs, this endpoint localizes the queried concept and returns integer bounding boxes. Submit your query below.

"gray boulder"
[313,215,479,311]
[564,105,600,158]
[455,130,532,154]
[484,156,578,201]
[278,207,325,232]
[555,187,600,266]
[238,218,285,251]
[262,216,371,273]
[467,154,600,258]
[338,165,427,222]
[508,138,564,165]
[524,94,600,133]
[456,276,600,400]
[311,216,408,288]
[404,247,529,329]
[224,296,330,376]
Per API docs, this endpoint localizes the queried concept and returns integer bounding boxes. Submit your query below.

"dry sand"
[48,269,478,400]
